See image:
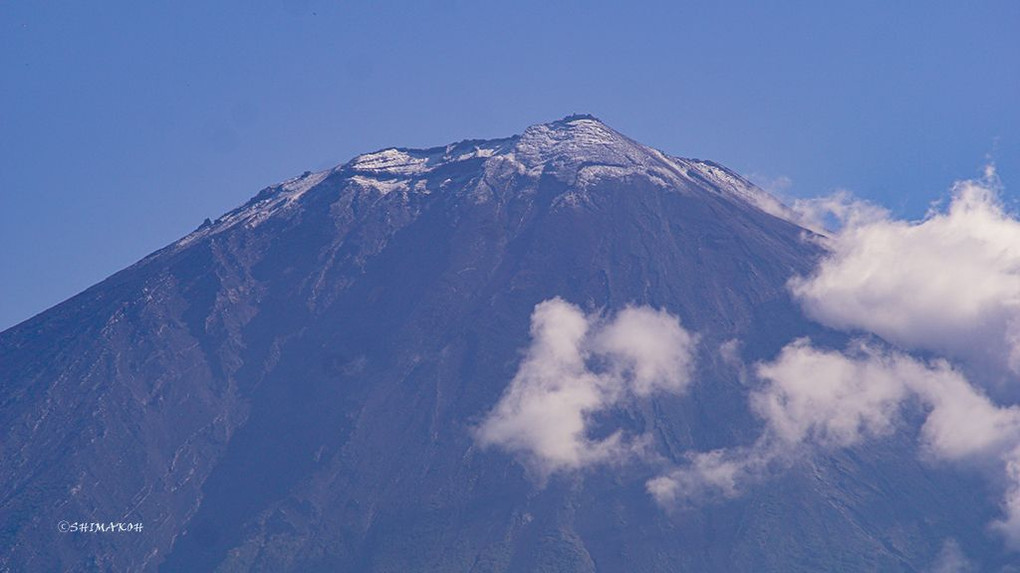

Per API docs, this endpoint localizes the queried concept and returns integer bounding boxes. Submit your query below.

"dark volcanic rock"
[0,117,1003,571]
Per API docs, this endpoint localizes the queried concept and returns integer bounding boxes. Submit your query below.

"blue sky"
[2,1,1018,330]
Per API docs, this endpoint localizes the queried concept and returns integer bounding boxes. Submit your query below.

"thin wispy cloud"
[647,446,770,507]
[929,538,976,573]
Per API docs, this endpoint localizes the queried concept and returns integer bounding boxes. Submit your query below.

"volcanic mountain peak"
[338,114,641,183]
[5,114,1001,573]
[336,115,707,185]
[513,114,659,172]
[172,115,795,255]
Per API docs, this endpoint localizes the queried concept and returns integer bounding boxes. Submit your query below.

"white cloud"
[788,173,1020,375]
[647,447,768,507]
[475,298,697,476]
[769,171,1020,547]
[913,366,1020,461]
[646,341,927,507]
[746,173,793,196]
[752,340,1020,461]
[786,189,891,235]
[649,337,1020,547]
[752,339,910,448]
[592,306,698,397]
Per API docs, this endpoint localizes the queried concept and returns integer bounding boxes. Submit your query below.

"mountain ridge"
[162,115,793,258]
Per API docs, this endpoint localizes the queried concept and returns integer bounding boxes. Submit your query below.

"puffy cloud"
[913,367,1020,461]
[753,339,910,448]
[788,174,1020,375]
[753,341,1020,460]
[771,172,1020,547]
[649,337,1020,547]
[592,306,698,396]
[475,298,697,476]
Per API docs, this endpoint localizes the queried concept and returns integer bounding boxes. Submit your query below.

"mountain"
[0,115,1006,571]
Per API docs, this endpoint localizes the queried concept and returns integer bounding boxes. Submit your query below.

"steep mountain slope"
[0,116,1005,571]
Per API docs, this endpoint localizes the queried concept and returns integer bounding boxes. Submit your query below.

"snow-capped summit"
[175,115,794,251]
[339,114,653,185]
[512,114,662,178]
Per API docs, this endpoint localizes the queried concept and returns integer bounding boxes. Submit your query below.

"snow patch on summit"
[348,175,409,196]
[575,164,674,190]
[349,148,430,176]
[513,118,658,181]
